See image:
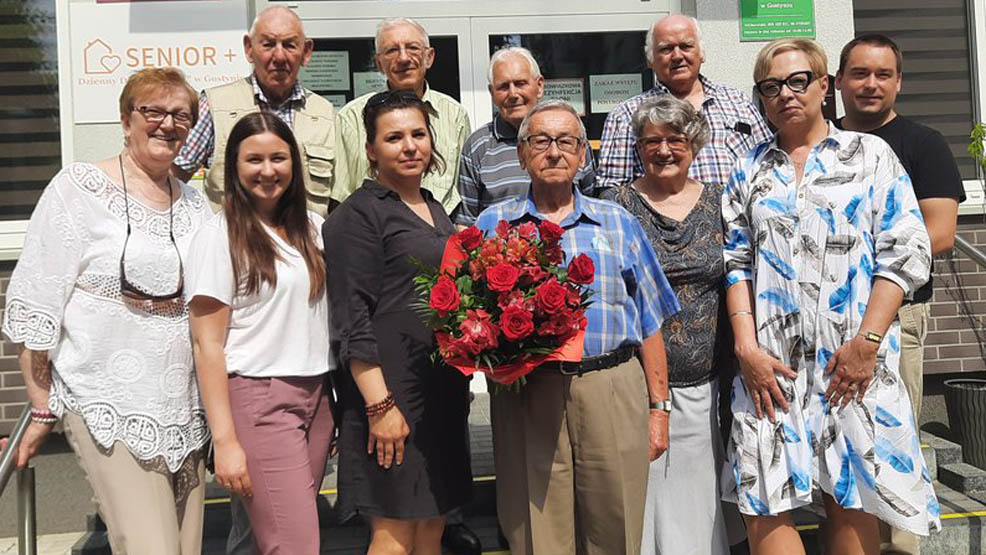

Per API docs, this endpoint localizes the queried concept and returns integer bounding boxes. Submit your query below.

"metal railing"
[956,235,986,270]
[0,404,38,555]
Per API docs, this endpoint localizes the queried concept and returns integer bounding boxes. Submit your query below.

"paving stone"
[940,463,986,495]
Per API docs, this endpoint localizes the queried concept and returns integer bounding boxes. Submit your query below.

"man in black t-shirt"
[836,33,965,555]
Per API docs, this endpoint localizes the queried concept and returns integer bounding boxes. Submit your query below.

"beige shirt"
[332,85,470,214]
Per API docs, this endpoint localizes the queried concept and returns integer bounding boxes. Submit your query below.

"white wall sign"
[353,71,387,98]
[543,78,586,116]
[589,73,643,114]
[299,51,350,91]
[69,1,250,124]
[325,94,348,109]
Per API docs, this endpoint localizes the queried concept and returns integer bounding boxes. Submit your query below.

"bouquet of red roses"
[413,220,594,386]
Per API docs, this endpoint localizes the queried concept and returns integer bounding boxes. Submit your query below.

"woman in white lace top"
[1,68,213,554]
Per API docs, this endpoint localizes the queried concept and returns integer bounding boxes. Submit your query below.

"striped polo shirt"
[455,113,596,225]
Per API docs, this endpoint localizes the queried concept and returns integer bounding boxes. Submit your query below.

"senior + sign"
[69,0,251,123]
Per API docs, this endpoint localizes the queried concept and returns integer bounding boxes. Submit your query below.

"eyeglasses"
[755,71,815,98]
[636,135,691,153]
[522,134,584,154]
[366,89,420,109]
[378,42,428,60]
[134,106,194,128]
[117,155,184,302]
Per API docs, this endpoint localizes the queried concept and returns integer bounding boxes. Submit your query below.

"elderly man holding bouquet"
[470,100,681,555]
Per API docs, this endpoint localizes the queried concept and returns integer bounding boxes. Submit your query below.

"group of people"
[0,5,965,555]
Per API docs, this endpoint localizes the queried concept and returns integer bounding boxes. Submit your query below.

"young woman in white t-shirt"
[186,111,334,554]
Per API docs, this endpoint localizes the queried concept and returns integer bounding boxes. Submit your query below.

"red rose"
[517,221,538,239]
[429,275,460,316]
[534,278,567,315]
[537,309,577,338]
[500,306,535,341]
[456,226,483,250]
[567,253,595,285]
[520,263,548,285]
[459,309,499,354]
[487,262,521,292]
[539,220,564,244]
[544,244,564,265]
[495,220,512,238]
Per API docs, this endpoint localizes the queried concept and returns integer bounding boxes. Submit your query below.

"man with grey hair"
[597,14,770,190]
[476,100,680,555]
[455,47,594,227]
[173,5,336,215]
[332,17,470,213]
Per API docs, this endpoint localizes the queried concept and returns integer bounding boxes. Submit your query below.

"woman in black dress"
[323,90,471,555]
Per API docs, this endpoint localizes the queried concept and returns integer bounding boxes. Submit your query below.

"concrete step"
[940,462,986,495]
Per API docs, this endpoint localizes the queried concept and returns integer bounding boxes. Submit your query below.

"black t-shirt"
[835,115,965,303]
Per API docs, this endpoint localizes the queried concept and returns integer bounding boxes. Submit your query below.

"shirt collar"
[251,74,306,108]
[364,179,436,201]
[652,74,719,105]
[764,120,845,156]
[491,112,519,141]
[506,186,601,227]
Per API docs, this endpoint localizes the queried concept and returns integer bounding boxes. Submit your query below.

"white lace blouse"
[2,162,213,472]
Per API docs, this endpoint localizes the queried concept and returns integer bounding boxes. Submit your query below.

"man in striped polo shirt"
[455,47,595,228]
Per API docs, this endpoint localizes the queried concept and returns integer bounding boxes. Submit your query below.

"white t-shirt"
[186,211,332,377]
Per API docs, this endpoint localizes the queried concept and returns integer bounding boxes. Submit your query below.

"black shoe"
[442,522,482,555]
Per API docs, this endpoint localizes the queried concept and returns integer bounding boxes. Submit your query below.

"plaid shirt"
[475,188,680,357]
[173,75,308,172]
[597,75,771,190]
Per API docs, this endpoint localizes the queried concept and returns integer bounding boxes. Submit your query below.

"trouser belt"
[540,345,637,376]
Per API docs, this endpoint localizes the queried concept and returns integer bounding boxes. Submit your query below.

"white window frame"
[964,0,986,215]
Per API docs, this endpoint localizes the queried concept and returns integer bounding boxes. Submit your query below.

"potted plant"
[942,123,986,471]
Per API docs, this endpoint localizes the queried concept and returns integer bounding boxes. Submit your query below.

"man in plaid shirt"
[476,100,680,555]
[597,14,771,191]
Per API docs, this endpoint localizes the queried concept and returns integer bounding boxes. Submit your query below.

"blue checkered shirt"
[475,188,680,357]
[173,74,307,172]
[597,75,772,190]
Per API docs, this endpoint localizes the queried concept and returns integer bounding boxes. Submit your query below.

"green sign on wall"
[739,0,816,42]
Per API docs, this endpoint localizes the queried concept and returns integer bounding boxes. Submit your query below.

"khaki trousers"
[492,358,650,555]
[63,411,205,555]
[880,301,929,555]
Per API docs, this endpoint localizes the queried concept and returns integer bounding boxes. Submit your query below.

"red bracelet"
[30,408,57,425]
[366,392,395,417]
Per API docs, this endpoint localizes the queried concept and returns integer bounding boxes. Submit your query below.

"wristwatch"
[858,330,883,344]
[649,399,672,412]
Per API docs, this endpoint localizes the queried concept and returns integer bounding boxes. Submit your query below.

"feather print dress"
[720,124,941,535]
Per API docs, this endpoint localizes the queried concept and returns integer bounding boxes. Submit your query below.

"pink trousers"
[228,374,335,555]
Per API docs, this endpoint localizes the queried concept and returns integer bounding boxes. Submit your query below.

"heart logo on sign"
[100,55,122,73]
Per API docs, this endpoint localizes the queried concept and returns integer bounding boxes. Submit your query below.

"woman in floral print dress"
[721,38,940,553]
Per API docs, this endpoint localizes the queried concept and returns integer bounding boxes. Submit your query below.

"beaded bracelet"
[366,392,396,417]
[30,408,57,425]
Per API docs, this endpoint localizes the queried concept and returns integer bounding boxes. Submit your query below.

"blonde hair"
[753,38,828,84]
[118,67,198,124]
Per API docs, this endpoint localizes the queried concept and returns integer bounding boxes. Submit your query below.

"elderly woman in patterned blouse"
[602,95,741,555]
[720,38,939,554]
[1,68,212,554]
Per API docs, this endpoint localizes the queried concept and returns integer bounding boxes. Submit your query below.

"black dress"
[323,180,472,520]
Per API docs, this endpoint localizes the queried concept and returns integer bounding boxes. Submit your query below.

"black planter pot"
[943,378,986,471]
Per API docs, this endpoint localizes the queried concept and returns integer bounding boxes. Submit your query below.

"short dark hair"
[838,34,902,75]
[362,90,445,176]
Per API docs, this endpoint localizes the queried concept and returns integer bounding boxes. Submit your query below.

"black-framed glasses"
[523,134,584,153]
[117,155,184,302]
[755,71,815,98]
[636,135,691,153]
[134,105,194,128]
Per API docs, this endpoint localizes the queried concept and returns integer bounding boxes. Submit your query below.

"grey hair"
[631,96,710,153]
[517,99,588,143]
[644,14,704,64]
[249,6,305,38]
[375,18,430,53]
[487,47,542,85]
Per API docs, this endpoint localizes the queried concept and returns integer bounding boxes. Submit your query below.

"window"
[853,0,978,179]
[0,0,60,220]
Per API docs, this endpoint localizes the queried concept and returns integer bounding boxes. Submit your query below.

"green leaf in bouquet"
[456,275,473,295]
